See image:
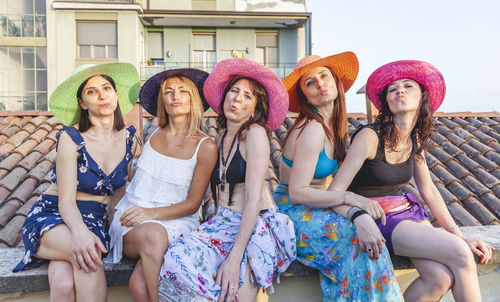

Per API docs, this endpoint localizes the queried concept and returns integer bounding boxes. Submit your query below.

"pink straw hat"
[203,58,289,130]
[283,52,359,113]
[366,60,446,112]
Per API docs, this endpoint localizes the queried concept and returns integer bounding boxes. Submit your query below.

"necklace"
[220,130,238,192]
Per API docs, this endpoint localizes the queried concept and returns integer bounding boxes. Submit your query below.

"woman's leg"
[36,225,107,302]
[236,263,259,302]
[129,259,151,302]
[123,222,169,302]
[392,220,480,302]
[405,258,454,302]
[48,260,75,302]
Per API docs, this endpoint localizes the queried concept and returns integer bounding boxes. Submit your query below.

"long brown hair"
[284,68,347,162]
[76,74,125,132]
[156,75,204,136]
[216,76,270,137]
[375,83,434,162]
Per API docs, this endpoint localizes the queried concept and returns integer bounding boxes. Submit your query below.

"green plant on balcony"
[147,58,153,66]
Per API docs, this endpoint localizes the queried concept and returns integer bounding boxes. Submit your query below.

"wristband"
[449,224,459,233]
[351,210,368,223]
[346,206,361,221]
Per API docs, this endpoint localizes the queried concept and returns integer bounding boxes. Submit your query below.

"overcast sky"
[305,0,500,113]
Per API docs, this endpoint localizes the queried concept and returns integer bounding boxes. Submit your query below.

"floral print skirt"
[13,194,108,272]
[274,183,403,302]
[158,206,296,302]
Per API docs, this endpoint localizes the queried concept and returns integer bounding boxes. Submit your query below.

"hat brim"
[139,68,210,116]
[283,52,359,113]
[366,60,446,112]
[203,58,289,130]
[49,63,140,125]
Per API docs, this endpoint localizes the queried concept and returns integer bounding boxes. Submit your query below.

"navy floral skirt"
[13,194,108,272]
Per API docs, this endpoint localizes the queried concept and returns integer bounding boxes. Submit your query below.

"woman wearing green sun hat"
[13,63,140,302]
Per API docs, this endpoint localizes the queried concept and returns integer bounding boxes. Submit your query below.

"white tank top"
[123,132,210,208]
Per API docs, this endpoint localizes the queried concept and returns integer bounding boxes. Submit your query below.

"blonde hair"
[156,75,204,137]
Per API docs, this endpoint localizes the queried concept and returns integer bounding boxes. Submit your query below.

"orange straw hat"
[283,52,359,112]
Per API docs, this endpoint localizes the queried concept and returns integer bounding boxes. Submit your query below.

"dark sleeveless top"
[347,123,417,197]
[50,125,136,196]
[210,138,246,206]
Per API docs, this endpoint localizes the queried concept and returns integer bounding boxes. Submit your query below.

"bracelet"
[351,210,368,223]
[346,206,361,221]
[449,224,459,233]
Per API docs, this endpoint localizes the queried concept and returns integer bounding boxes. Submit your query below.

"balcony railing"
[141,62,296,80]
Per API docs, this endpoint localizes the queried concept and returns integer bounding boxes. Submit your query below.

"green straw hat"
[49,63,140,125]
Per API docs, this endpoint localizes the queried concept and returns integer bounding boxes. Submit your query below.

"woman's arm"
[288,122,381,214]
[56,131,107,272]
[120,138,218,226]
[215,125,268,302]
[329,127,386,258]
[413,154,494,263]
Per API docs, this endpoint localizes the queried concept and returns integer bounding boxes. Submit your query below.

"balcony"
[141,62,296,81]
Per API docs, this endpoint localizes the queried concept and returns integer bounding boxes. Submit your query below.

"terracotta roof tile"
[479,117,499,126]
[459,143,481,158]
[0,143,16,159]
[447,202,481,226]
[462,197,498,225]
[477,193,500,217]
[27,160,53,182]
[0,187,10,204]
[6,130,31,147]
[0,153,24,171]
[44,116,61,127]
[469,168,499,190]
[438,117,461,130]
[442,130,467,147]
[17,151,44,171]
[32,139,56,155]
[28,116,49,128]
[348,118,364,130]
[424,152,441,169]
[13,139,39,157]
[455,154,481,171]
[44,149,57,163]
[29,128,50,144]
[15,196,39,217]
[430,163,457,186]
[0,215,24,247]
[445,160,471,180]
[446,181,474,201]
[7,178,38,204]
[429,147,453,165]
[1,125,21,139]
[461,175,491,196]
[0,170,8,180]
[433,181,460,205]
[0,167,28,191]
[32,181,50,197]
[46,129,61,143]
[13,116,33,128]
[454,127,475,141]
[0,199,22,227]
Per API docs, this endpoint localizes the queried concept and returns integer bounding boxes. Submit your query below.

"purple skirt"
[375,193,428,254]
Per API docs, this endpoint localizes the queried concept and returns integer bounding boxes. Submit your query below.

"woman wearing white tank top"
[106,69,217,302]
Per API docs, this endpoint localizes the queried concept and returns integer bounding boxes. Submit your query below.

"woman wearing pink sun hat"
[330,60,494,301]
[158,58,296,302]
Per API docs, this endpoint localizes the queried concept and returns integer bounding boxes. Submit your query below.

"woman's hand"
[120,206,155,227]
[71,225,107,273]
[353,214,385,260]
[216,254,240,302]
[345,192,386,225]
[461,236,494,265]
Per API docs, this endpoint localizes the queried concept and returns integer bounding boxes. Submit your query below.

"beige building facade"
[0,0,310,111]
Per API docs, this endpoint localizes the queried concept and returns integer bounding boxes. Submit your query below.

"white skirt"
[105,196,200,264]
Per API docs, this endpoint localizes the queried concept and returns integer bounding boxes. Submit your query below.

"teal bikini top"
[282,142,338,179]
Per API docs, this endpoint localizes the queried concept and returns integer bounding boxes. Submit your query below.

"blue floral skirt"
[274,183,403,302]
[13,194,108,272]
[158,206,296,302]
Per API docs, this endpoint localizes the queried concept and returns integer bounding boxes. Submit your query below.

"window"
[256,33,278,67]
[77,22,117,59]
[147,31,163,64]
[0,0,46,37]
[192,0,216,10]
[0,46,47,110]
[193,33,216,71]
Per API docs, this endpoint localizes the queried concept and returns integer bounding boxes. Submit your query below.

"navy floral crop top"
[50,125,136,196]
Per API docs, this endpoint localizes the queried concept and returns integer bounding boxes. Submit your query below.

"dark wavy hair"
[216,76,270,137]
[375,83,434,162]
[284,68,347,162]
[76,74,125,132]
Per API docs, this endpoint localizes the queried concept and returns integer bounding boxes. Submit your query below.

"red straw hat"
[283,52,359,113]
[366,60,446,112]
[203,58,289,130]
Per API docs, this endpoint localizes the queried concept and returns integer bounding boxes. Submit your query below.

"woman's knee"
[448,238,476,270]
[139,227,169,258]
[426,266,454,295]
[129,271,149,298]
[48,262,75,299]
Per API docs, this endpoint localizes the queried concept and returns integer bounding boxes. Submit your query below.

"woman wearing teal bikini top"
[274,52,403,301]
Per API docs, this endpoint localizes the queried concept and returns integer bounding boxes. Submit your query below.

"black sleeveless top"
[210,139,246,206]
[347,123,417,197]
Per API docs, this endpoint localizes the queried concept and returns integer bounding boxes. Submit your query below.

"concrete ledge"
[1,226,499,294]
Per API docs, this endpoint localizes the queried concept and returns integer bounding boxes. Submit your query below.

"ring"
[367,248,373,252]
[229,285,235,289]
